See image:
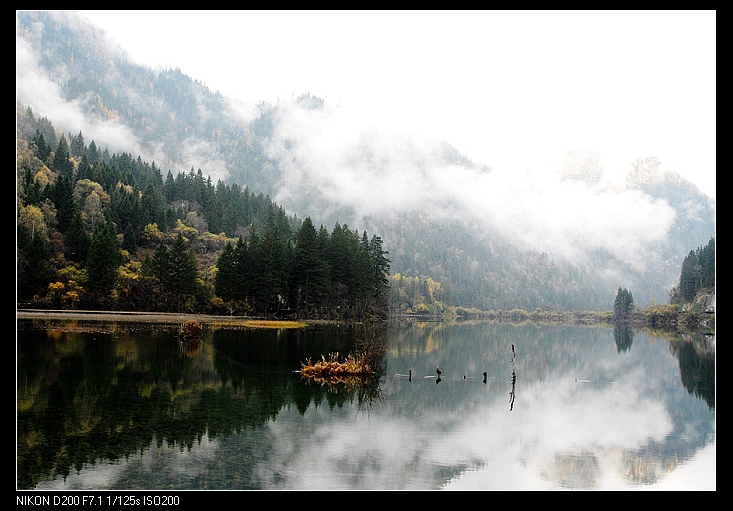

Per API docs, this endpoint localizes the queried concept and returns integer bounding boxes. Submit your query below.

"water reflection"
[17,318,714,490]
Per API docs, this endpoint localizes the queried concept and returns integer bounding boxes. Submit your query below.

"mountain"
[16,11,715,311]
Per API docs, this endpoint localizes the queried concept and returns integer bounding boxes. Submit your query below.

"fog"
[16,29,145,160]
[68,10,715,194]
[17,10,715,271]
[16,14,240,181]
[267,99,678,270]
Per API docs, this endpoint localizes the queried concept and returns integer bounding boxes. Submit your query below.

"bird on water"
[435,366,442,376]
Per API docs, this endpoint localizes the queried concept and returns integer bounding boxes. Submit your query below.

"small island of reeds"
[298,352,375,379]
[297,336,387,385]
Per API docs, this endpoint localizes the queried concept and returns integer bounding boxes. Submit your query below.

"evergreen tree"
[21,168,42,206]
[50,174,76,233]
[167,233,199,296]
[112,185,144,240]
[150,240,171,289]
[613,287,634,320]
[290,217,329,313]
[32,129,51,161]
[354,230,374,304]
[232,236,252,302]
[369,234,391,315]
[141,183,167,230]
[675,236,715,303]
[86,223,122,295]
[327,223,350,304]
[17,227,54,301]
[87,140,99,165]
[699,237,715,289]
[122,223,138,254]
[76,154,93,181]
[52,137,74,181]
[252,224,289,314]
[69,131,86,159]
[214,241,237,301]
[678,251,698,301]
[164,170,177,202]
[64,211,90,263]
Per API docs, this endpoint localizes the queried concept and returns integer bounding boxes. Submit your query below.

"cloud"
[267,99,677,270]
[16,17,146,160]
[16,11,688,273]
[16,12,241,184]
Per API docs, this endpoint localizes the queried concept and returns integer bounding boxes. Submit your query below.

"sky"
[75,10,716,200]
[17,10,716,278]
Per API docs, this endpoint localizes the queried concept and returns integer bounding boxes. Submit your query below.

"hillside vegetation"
[17,104,389,319]
[16,11,715,315]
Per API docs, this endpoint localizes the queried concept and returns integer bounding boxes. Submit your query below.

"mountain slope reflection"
[18,319,714,490]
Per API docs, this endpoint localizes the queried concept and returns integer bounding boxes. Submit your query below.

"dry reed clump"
[298,352,375,379]
[179,319,203,340]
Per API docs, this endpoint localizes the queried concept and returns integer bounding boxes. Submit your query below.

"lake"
[16,315,715,491]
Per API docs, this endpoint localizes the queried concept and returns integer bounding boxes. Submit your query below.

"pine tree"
[370,234,391,315]
[76,154,93,181]
[69,131,86,159]
[150,240,171,289]
[122,223,138,255]
[141,183,166,230]
[87,140,99,165]
[613,287,634,320]
[700,237,715,289]
[232,236,251,302]
[21,168,41,206]
[290,217,329,313]
[675,236,715,303]
[253,224,289,314]
[17,229,54,301]
[679,251,697,301]
[50,174,76,233]
[86,224,122,295]
[214,241,236,301]
[167,233,199,296]
[64,211,90,263]
[52,137,74,181]
[32,129,51,161]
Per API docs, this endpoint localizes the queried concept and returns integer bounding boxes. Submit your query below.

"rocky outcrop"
[678,289,715,332]
[703,290,716,314]
[683,289,715,314]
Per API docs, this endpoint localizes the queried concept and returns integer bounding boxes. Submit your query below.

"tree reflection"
[613,324,634,352]
[509,343,517,411]
[671,335,715,410]
[297,323,388,413]
[17,318,715,490]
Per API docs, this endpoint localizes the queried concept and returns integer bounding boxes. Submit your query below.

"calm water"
[17,317,715,491]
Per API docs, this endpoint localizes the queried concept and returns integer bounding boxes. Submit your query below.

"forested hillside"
[16,11,716,313]
[671,237,715,305]
[17,104,390,318]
